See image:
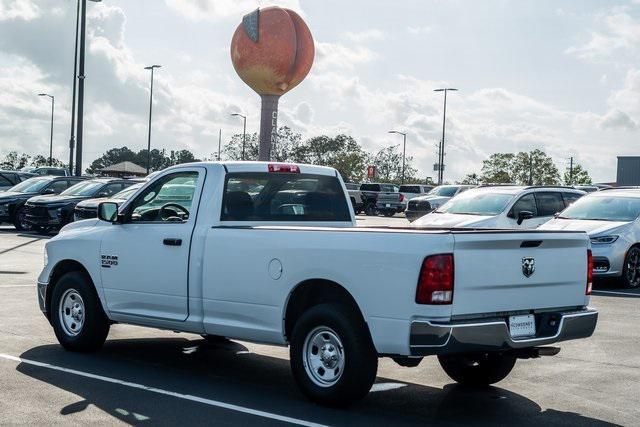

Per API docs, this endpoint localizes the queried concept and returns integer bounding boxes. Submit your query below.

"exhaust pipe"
[514,346,561,359]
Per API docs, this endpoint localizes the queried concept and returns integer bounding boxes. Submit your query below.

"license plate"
[385,204,391,208]
[509,314,536,338]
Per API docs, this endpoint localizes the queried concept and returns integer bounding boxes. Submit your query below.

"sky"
[0,0,638,183]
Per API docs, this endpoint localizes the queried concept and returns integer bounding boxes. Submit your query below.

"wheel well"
[46,260,92,318]
[284,279,368,341]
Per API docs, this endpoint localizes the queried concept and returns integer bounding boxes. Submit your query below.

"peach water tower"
[230,7,314,161]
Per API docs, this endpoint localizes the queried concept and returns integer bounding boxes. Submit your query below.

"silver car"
[540,188,640,288]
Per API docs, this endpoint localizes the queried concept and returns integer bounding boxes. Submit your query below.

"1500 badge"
[101,255,118,268]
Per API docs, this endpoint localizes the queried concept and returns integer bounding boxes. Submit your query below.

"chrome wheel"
[303,326,345,387]
[58,289,85,337]
[17,209,32,231]
[625,247,640,288]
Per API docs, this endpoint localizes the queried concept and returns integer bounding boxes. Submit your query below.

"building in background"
[617,157,640,186]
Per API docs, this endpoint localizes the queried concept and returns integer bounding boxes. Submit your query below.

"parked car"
[405,185,475,222]
[38,161,598,407]
[345,182,364,214]
[574,185,599,193]
[540,188,640,288]
[0,176,87,230]
[399,184,433,208]
[74,182,144,221]
[0,170,34,191]
[21,166,70,176]
[360,182,404,216]
[413,186,585,229]
[23,178,136,233]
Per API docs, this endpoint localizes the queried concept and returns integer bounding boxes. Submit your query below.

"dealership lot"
[1,221,639,426]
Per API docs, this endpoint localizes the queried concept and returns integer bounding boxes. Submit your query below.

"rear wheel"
[50,271,110,352]
[290,303,378,407]
[383,210,395,217]
[364,203,376,216]
[13,207,32,231]
[438,352,516,386]
[621,246,640,289]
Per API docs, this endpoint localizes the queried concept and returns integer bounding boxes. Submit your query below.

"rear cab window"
[535,192,565,216]
[221,172,351,222]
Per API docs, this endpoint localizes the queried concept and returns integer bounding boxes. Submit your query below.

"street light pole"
[434,87,458,185]
[144,64,161,174]
[74,0,102,177]
[389,130,407,184]
[231,113,247,160]
[68,0,81,175]
[38,94,55,166]
[218,129,222,161]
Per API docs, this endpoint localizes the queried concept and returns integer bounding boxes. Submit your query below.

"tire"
[364,203,376,216]
[383,211,395,217]
[438,352,516,386]
[290,303,378,407]
[13,206,32,232]
[50,271,110,352]
[621,246,640,289]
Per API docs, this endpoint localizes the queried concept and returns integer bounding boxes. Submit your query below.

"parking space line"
[0,353,327,427]
[592,290,640,297]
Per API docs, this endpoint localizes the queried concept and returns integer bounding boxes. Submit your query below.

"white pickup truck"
[37,162,597,406]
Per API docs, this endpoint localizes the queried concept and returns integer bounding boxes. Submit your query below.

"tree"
[480,153,515,183]
[293,134,369,182]
[0,151,31,170]
[222,126,302,163]
[30,155,66,168]
[87,146,200,174]
[564,163,592,185]
[370,145,418,184]
[169,150,199,165]
[460,173,481,185]
[511,149,560,185]
[86,147,137,174]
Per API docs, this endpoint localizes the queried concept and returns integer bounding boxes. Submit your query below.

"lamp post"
[67,0,81,175]
[434,87,458,185]
[231,113,247,160]
[74,0,102,177]
[144,64,161,174]
[389,130,407,184]
[38,93,55,166]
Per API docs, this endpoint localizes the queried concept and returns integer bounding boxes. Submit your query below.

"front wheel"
[438,352,516,386]
[13,207,32,232]
[290,303,378,407]
[621,246,640,288]
[50,271,110,352]
[364,203,376,216]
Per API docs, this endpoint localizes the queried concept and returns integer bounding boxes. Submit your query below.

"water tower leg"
[259,94,279,161]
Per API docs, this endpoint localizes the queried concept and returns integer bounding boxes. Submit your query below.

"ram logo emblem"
[522,257,535,278]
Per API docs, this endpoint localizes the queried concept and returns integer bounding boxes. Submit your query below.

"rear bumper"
[376,202,404,211]
[409,308,598,356]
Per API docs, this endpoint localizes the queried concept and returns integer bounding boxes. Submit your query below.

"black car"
[0,176,87,230]
[74,182,144,220]
[24,178,136,232]
[0,170,34,191]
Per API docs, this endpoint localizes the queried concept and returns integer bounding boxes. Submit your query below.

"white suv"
[412,186,585,229]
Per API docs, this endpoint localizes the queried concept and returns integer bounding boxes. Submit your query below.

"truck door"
[99,168,204,321]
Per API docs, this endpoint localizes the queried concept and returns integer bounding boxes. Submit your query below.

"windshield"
[113,185,141,200]
[8,177,50,193]
[560,195,640,221]
[428,186,459,197]
[61,181,103,196]
[437,192,514,215]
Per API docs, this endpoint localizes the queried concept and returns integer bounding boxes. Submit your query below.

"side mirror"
[96,191,109,198]
[42,188,56,195]
[517,210,534,225]
[98,202,119,223]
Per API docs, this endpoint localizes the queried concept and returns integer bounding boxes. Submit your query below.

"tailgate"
[377,192,401,204]
[452,231,589,315]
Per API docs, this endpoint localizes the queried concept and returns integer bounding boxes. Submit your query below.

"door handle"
[163,238,182,246]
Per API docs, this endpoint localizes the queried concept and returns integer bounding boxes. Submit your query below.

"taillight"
[416,254,454,304]
[399,194,405,202]
[268,163,300,173]
[586,249,593,295]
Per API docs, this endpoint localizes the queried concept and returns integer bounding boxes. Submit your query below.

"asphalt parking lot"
[1,218,639,426]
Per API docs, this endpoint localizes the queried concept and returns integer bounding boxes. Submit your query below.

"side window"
[562,192,582,207]
[0,174,11,186]
[102,183,125,197]
[535,192,565,217]
[127,172,198,223]
[509,193,538,218]
[46,180,68,194]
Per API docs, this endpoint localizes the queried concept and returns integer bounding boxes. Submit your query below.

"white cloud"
[407,26,431,35]
[0,0,39,21]
[566,10,640,61]
[599,109,638,130]
[314,42,378,71]
[343,29,385,43]
[164,0,303,22]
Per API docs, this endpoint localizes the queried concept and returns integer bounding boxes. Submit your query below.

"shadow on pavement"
[16,337,615,426]
[592,278,640,298]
